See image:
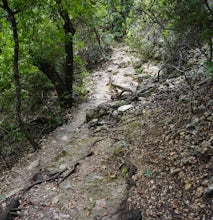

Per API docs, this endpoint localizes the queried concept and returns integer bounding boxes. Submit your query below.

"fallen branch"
[0,151,94,219]
[57,162,79,185]
[21,168,68,195]
[57,151,94,185]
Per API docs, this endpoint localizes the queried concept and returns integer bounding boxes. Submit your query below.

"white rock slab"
[118,104,133,112]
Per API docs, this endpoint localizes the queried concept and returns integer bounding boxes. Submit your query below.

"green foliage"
[73,56,90,101]
[73,85,88,101]
[204,62,213,76]
[100,0,133,39]
[144,169,152,177]
[126,0,213,64]
[121,165,128,177]
[47,111,63,126]
[113,146,122,157]
[5,124,24,141]
[0,86,15,112]
[0,0,115,166]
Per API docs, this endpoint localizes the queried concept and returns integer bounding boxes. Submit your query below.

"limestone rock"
[185,183,192,191]
[178,95,190,103]
[195,186,204,197]
[170,168,181,175]
[118,105,133,112]
[86,104,110,122]
[132,59,143,69]
[27,159,40,170]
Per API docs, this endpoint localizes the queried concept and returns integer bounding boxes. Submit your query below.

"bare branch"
[204,0,213,16]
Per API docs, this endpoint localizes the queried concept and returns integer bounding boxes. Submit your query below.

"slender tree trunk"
[56,0,76,107]
[2,0,40,151]
[209,36,213,62]
[32,57,69,104]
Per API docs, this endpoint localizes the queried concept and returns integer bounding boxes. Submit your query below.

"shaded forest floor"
[0,43,212,219]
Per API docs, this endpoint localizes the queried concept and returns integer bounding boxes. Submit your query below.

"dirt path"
[0,44,142,220]
[1,43,212,220]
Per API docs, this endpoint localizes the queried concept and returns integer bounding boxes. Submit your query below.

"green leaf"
[144,169,152,177]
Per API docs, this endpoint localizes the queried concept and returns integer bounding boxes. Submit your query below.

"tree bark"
[2,0,40,151]
[32,56,71,105]
[209,36,213,62]
[56,0,76,107]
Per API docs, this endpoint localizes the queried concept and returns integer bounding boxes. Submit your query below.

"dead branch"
[0,150,94,219]
[57,151,94,185]
[21,168,68,195]
[57,162,79,185]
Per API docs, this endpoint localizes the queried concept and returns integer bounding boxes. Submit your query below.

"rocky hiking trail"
[0,44,213,220]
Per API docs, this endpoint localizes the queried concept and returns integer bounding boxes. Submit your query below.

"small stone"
[207,115,213,122]
[170,168,181,175]
[118,104,133,112]
[201,147,209,155]
[62,182,73,190]
[112,110,119,117]
[195,186,204,197]
[178,171,185,179]
[27,159,40,170]
[191,117,200,125]
[90,118,99,123]
[197,104,206,111]
[88,118,99,128]
[180,131,185,137]
[185,183,192,191]
[204,111,210,117]
[52,196,59,204]
[118,61,128,68]
[132,59,143,68]
[59,164,67,170]
[95,199,106,209]
[201,180,209,186]
[178,95,189,103]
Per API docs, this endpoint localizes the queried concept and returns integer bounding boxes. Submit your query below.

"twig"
[21,168,67,195]
[92,138,105,147]
[57,150,95,185]
[57,151,94,185]
[57,162,79,185]
[0,151,94,218]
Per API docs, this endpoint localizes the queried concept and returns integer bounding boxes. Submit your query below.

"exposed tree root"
[0,151,94,220]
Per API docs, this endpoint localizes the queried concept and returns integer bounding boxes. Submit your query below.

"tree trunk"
[56,0,76,107]
[32,56,72,106]
[209,36,213,62]
[2,0,40,151]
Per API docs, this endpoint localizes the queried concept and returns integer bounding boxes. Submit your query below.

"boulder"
[86,104,111,122]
